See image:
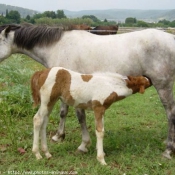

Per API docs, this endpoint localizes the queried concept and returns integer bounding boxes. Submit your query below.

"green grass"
[0,54,175,175]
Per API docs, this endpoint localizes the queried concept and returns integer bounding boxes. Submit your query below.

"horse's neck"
[17,46,51,68]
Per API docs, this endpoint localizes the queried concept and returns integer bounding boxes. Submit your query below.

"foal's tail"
[31,71,42,107]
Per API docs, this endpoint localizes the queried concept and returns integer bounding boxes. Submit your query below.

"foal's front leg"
[94,107,106,165]
[76,108,91,153]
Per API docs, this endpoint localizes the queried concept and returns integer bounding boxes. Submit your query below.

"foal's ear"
[2,26,11,38]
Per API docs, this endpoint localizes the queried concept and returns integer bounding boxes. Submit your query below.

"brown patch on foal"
[81,75,93,82]
[92,100,105,132]
[103,92,125,109]
[76,100,93,109]
[92,92,125,132]
[31,68,51,107]
[48,69,75,108]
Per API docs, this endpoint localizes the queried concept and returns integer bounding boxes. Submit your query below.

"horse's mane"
[0,24,67,49]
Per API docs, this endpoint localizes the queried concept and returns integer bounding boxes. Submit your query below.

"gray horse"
[0,24,175,159]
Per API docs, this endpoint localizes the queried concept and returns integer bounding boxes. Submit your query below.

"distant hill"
[0,4,174,22]
[0,4,38,18]
[64,9,175,22]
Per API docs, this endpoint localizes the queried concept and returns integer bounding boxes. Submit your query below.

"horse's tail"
[31,71,42,107]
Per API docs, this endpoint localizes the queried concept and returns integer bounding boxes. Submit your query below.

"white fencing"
[118,27,175,34]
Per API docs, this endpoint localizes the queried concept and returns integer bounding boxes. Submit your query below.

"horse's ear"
[2,26,11,38]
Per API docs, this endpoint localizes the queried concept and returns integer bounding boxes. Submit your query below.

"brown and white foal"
[31,67,151,165]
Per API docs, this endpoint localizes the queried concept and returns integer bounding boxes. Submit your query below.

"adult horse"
[0,24,175,159]
[90,25,118,35]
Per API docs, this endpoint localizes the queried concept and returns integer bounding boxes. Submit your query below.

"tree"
[125,17,137,24]
[5,9,8,17]
[30,13,45,23]
[6,10,21,23]
[0,15,11,24]
[104,19,108,22]
[56,10,67,19]
[170,20,175,27]
[137,20,149,27]
[158,19,170,26]
[82,15,100,23]
[26,15,31,21]
[43,11,56,19]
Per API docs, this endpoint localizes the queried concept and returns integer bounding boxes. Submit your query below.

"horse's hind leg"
[76,108,91,153]
[52,102,69,142]
[156,85,175,159]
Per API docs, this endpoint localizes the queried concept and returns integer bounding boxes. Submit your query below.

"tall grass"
[1,54,175,175]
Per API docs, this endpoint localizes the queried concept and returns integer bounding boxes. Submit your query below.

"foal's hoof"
[97,157,107,165]
[52,135,64,143]
[45,152,52,159]
[162,150,172,159]
[35,153,43,160]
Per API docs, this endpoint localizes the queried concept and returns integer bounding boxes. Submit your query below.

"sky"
[0,0,175,12]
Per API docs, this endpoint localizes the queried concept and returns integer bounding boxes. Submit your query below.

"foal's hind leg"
[156,85,175,159]
[76,108,91,153]
[32,111,43,159]
[40,114,52,159]
[52,102,69,142]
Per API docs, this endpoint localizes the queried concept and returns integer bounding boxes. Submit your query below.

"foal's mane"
[0,24,66,49]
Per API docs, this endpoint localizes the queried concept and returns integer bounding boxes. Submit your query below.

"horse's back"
[53,29,175,81]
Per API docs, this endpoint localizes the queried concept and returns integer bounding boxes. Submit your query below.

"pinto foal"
[31,67,151,165]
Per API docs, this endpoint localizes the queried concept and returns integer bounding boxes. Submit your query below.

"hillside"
[64,9,175,22]
[0,4,38,18]
[0,4,174,22]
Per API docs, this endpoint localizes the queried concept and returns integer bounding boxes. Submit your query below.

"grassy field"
[1,54,175,175]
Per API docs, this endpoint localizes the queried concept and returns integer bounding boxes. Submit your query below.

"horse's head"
[0,25,20,62]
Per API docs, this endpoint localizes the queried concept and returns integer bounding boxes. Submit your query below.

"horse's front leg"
[157,87,175,159]
[76,108,91,153]
[52,102,69,142]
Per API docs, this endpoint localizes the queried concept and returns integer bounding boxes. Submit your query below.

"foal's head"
[126,76,152,94]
